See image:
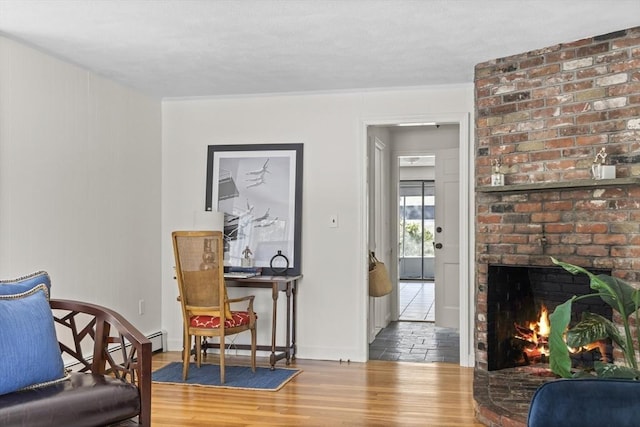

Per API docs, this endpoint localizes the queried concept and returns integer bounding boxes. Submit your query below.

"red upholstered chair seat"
[190,311,253,329]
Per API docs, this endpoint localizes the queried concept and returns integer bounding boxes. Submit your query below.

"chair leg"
[195,336,202,368]
[251,325,257,373]
[202,338,208,359]
[219,334,225,384]
[182,332,191,380]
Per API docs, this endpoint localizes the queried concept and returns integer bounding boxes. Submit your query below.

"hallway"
[369,281,460,363]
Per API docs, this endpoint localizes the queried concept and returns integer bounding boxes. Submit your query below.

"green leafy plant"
[404,223,434,244]
[400,222,434,257]
[549,257,640,379]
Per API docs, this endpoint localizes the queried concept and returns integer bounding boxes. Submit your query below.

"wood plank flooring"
[151,352,484,426]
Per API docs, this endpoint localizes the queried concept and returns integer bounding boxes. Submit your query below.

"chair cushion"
[0,372,140,427]
[0,270,51,297]
[190,311,253,328]
[0,284,67,396]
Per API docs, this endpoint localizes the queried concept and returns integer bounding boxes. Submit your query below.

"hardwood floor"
[151,352,483,426]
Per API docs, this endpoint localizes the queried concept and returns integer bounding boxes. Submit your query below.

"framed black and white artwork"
[205,143,303,276]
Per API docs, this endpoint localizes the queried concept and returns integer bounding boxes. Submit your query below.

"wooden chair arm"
[228,294,255,313]
[227,295,255,304]
[49,299,152,426]
[181,295,256,317]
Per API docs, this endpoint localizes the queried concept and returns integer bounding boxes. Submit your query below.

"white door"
[373,138,391,333]
[434,148,460,328]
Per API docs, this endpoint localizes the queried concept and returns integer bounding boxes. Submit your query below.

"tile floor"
[399,280,435,321]
[369,281,460,363]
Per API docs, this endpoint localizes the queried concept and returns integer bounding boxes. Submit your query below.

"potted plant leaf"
[548,257,640,379]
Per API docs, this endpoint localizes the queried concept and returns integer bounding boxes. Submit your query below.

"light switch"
[329,214,339,228]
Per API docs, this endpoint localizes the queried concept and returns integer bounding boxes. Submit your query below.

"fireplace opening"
[487,264,613,371]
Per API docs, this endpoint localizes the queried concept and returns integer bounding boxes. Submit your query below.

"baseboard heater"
[147,330,166,353]
[63,330,165,369]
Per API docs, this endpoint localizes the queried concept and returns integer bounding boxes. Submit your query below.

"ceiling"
[0,1,638,99]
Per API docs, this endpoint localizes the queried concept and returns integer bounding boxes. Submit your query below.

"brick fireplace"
[473,27,640,426]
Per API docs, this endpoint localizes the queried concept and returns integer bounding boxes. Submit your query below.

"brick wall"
[474,27,640,371]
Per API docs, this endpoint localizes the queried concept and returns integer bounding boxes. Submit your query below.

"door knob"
[436,227,443,233]
[435,243,443,249]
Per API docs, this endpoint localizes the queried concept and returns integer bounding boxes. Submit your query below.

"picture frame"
[205,143,303,276]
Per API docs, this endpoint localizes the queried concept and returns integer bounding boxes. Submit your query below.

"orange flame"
[515,305,551,359]
[538,306,550,337]
[514,304,606,365]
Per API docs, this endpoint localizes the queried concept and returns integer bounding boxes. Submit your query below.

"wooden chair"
[172,230,257,384]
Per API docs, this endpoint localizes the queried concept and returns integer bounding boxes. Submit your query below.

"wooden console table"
[216,275,302,369]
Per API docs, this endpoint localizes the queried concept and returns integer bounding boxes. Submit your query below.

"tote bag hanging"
[368,252,392,297]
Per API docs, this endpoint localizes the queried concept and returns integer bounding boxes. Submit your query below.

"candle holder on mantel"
[491,159,504,186]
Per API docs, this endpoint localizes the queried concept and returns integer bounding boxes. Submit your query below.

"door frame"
[362,113,473,367]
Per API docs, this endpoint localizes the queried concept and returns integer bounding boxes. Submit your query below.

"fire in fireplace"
[513,305,550,365]
[487,265,613,371]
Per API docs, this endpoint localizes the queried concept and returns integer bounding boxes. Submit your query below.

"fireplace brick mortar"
[474,26,640,427]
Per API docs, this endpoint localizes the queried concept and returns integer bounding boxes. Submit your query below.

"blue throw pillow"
[0,283,68,395]
[0,270,51,297]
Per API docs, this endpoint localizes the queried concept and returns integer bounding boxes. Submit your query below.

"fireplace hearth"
[475,265,615,427]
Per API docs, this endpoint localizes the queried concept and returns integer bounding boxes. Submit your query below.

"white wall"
[162,85,474,361]
[0,37,162,335]
[400,165,435,180]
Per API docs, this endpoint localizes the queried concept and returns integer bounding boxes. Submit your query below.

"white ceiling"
[0,1,638,99]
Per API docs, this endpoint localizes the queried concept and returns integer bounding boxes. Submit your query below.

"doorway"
[398,179,435,281]
[367,121,467,364]
[394,143,460,329]
[398,176,436,322]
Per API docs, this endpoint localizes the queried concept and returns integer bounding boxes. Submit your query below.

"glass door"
[398,181,435,280]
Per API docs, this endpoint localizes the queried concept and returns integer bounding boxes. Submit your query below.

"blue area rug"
[152,362,301,391]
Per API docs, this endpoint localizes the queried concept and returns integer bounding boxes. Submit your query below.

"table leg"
[292,280,297,360]
[270,282,278,370]
[285,282,292,364]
